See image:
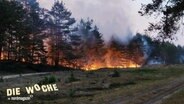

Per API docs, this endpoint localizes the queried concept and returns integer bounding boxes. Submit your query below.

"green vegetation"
[68,89,76,97]
[109,70,120,77]
[65,72,79,83]
[38,75,57,85]
[0,77,3,82]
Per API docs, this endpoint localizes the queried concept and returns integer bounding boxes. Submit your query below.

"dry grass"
[162,89,184,104]
[1,65,184,104]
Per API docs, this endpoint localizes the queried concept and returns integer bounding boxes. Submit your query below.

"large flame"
[45,38,143,71]
[80,47,142,70]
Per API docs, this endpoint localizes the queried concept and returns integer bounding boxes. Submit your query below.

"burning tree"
[45,17,144,70]
[128,35,146,66]
[75,19,106,70]
[65,19,106,70]
[103,36,143,69]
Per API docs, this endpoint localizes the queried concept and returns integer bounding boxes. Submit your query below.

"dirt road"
[1,72,50,79]
[110,76,184,104]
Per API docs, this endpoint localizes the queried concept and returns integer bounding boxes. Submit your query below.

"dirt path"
[1,72,50,79]
[109,76,184,104]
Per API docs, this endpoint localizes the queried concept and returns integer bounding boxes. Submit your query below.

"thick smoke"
[62,0,141,44]
[38,0,184,45]
[38,0,150,44]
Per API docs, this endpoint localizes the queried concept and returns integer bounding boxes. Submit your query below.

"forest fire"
[0,0,146,71]
[79,48,142,70]
[68,53,141,70]
[45,37,143,71]
[44,30,145,71]
[83,62,140,71]
[1,0,184,74]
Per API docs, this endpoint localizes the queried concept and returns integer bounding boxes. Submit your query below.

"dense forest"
[0,0,184,70]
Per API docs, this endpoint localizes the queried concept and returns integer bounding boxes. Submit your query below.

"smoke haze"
[38,0,150,43]
[38,0,184,45]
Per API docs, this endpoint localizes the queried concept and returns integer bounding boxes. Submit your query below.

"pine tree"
[92,26,105,55]
[139,0,184,39]
[75,19,94,68]
[46,1,75,66]
[68,19,106,69]
[128,35,145,66]
[21,0,47,64]
[0,0,48,64]
[0,0,26,61]
[67,33,84,68]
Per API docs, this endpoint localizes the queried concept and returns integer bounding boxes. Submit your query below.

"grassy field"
[0,65,184,104]
[161,89,184,104]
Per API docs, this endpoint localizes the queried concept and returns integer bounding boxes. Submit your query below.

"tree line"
[0,0,77,65]
[134,34,184,64]
[0,0,145,69]
[1,0,183,69]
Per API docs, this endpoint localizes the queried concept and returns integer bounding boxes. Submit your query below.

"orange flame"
[80,47,142,70]
[45,38,144,71]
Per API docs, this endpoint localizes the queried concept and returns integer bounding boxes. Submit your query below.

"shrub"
[0,77,3,82]
[109,70,120,77]
[38,75,57,85]
[85,71,94,77]
[65,72,79,83]
[49,75,57,83]
[68,89,76,97]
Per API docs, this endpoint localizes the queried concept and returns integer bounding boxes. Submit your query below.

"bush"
[38,75,57,85]
[85,71,94,77]
[65,72,79,83]
[49,75,57,83]
[108,70,120,77]
[68,89,76,97]
[0,77,3,82]
[123,80,136,86]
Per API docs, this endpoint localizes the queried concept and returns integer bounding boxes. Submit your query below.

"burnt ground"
[0,64,184,104]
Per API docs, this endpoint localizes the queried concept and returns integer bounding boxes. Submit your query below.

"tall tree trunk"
[7,42,10,60]
[55,35,59,66]
[0,45,2,60]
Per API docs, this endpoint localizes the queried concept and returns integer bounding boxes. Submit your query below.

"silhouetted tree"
[0,0,26,61]
[139,0,184,40]
[46,1,75,66]
[20,0,46,63]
